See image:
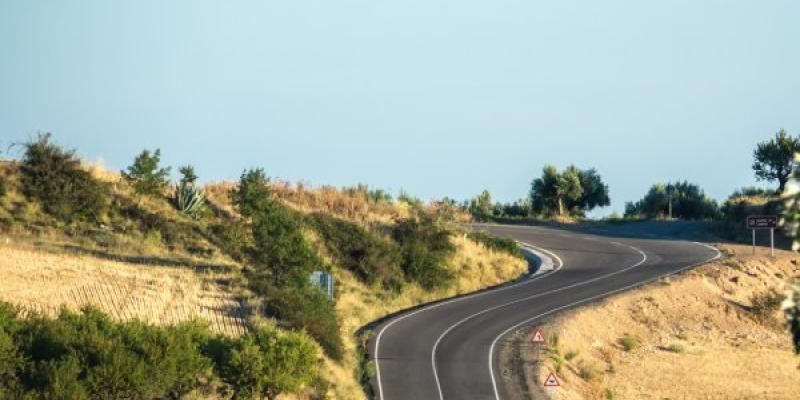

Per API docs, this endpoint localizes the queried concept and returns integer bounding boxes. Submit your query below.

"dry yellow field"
[0,242,248,336]
[499,244,800,400]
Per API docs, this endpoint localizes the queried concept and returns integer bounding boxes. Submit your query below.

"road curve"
[367,223,721,400]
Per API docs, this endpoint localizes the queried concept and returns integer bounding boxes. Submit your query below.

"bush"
[19,133,108,223]
[306,212,404,290]
[617,334,640,351]
[392,216,455,289]
[249,282,343,361]
[749,289,785,322]
[0,303,320,399]
[0,304,212,398]
[0,174,6,198]
[211,325,319,400]
[231,169,322,286]
[123,149,171,196]
[467,231,522,258]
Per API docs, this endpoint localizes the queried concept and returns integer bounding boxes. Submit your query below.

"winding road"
[367,222,721,400]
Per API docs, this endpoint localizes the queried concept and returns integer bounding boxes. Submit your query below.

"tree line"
[465,128,800,222]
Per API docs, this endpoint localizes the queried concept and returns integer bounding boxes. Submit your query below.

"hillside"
[0,138,528,399]
[497,243,800,399]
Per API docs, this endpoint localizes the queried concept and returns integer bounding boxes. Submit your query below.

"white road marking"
[373,241,562,400]
[488,242,722,400]
[431,242,646,400]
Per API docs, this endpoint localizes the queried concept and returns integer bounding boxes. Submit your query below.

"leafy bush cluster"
[0,303,318,399]
[392,215,456,290]
[19,134,109,223]
[624,181,719,220]
[249,283,343,361]
[230,169,342,359]
[466,231,523,258]
[306,212,404,290]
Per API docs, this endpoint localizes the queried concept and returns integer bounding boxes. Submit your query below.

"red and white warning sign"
[543,371,560,387]
[530,329,545,344]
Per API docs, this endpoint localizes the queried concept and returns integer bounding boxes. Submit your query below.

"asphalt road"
[367,222,721,400]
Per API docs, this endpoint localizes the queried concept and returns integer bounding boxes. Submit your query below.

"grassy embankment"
[497,243,799,400]
[0,154,528,399]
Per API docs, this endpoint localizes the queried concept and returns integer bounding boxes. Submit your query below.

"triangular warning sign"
[530,329,545,344]
[543,371,560,387]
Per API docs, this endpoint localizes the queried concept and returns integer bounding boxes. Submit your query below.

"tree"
[468,190,493,221]
[570,168,610,213]
[752,129,800,193]
[530,165,560,214]
[530,165,596,216]
[625,181,719,219]
[230,168,271,219]
[123,149,171,196]
[554,166,583,215]
[231,168,321,286]
[178,165,198,187]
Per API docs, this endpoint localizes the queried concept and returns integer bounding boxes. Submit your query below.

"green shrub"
[0,303,320,399]
[20,133,108,223]
[0,304,212,398]
[392,216,455,289]
[576,359,598,381]
[617,334,640,351]
[0,174,6,198]
[306,212,403,290]
[467,231,522,258]
[123,149,171,196]
[250,282,343,361]
[211,325,319,399]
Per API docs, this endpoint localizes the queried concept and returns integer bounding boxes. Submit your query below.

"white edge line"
[373,241,562,400]
[488,242,722,400]
[430,242,647,400]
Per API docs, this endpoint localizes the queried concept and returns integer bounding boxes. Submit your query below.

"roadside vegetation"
[0,133,529,399]
[0,302,318,399]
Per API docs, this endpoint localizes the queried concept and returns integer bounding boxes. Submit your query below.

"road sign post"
[746,215,778,256]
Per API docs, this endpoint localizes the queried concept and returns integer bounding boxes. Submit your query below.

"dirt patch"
[499,244,800,399]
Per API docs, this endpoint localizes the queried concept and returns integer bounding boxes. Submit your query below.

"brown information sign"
[746,215,778,229]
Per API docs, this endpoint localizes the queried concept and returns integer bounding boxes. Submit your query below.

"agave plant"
[173,182,205,219]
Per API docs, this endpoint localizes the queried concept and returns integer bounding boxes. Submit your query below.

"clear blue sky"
[2,1,799,216]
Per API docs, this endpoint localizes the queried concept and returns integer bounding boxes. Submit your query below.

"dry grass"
[502,243,800,400]
[325,234,528,400]
[0,243,247,336]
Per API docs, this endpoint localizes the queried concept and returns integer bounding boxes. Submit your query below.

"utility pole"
[667,186,673,219]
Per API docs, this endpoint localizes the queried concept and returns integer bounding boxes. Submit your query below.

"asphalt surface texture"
[367,221,721,400]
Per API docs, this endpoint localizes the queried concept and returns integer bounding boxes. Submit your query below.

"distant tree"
[752,129,800,193]
[530,165,594,216]
[178,165,198,187]
[469,190,493,221]
[123,149,171,196]
[530,165,561,214]
[569,167,610,213]
[625,181,719,219]
[554,166,583,215]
